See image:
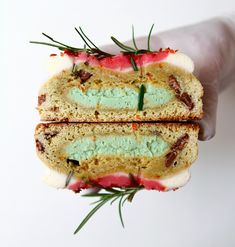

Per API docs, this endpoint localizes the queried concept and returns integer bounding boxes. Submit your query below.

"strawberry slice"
[68,174,166,192]
[64,50,170,70]
[140,51,169,64]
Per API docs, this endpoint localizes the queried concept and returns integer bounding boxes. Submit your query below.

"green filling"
[65,135,169,161]
[67,84,173,109]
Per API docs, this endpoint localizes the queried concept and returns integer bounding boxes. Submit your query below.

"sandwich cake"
[38,49,203,122]
[35,122,199,192]
[31,26,203,233]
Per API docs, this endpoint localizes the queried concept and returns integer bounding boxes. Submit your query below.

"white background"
[1,0,235,246]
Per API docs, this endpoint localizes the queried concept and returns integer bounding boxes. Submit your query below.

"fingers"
[197,80,219,141]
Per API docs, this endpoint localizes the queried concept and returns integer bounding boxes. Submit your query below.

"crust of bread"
[35,122,199,181]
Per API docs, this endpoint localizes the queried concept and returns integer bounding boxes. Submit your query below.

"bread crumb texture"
[38,62,203,122]
[35,123,199,180]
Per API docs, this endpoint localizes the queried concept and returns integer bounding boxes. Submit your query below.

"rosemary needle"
[130,57,138,71]
[132,25,138,50]
[78,26,100,50]
[138,84,146,111]
[111,36,136,52]
[74,187,143,234]
[147,24,155,51]
[118,195,125,227]
[74,197,108,234]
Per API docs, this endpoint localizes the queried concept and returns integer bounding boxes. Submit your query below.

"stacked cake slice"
[35,49,203,192]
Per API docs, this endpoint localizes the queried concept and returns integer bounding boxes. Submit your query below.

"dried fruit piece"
[44,131,59,140]
[168,75,194,110]
[165,151,177,167]
[179,93,194,110]
[36,139,45,153]
[165,133,189,167]
[168,75,181,95]
[38,94,46,106]
[73,69,92,83]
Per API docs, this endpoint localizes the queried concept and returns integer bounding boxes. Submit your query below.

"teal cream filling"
[67,84,173,109]
[65,135,169,161]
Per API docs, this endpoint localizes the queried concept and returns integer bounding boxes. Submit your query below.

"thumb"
[197,80,218,141]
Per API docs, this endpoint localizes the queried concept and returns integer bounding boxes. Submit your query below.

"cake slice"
[35,122,199,192]
[37,50,203,122]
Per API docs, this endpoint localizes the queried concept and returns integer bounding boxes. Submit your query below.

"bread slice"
[35,122,199,191]
[37,52,203,122]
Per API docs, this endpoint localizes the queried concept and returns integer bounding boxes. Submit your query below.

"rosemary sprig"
[130,57,138,71]
[75,27,111,58]
[138,84,146,111]
[78,26,100,50]
[30,29,112,58]
[74,186,143,234]
[110,36,136,53]
[132,25,138,50]
[30,33,82,52]
[110,24,155,71]
[29,41,69,50]
[42,33,77,50]
[147,24,154,51]
[30,24,156,71]
[110,24,155,54]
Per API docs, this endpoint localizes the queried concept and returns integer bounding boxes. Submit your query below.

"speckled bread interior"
[35,123,199,181]
[37,62,203,122]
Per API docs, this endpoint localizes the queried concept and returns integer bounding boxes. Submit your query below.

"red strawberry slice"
[137,177,166,191]
[68,180,91,192]
[140,51,169,64]
[67,174,166,192]
[65,50,170,70]
[100,54,132,70]
[91,174,134,187]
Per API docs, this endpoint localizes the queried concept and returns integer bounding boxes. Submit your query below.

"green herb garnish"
[74,186,143,234]
[65,171,74,187]
[75,27,111,58]
[110,36,136,53]
[110,24,155,54]
[147,24,154,51]
[72,64,76,73]
[130,57,138,71]
[30,33,82,52]
[30,29,112,59]
[132,25,139,50]
[110,24,155,70]
[30,24,156,71]
[138,84,146,111]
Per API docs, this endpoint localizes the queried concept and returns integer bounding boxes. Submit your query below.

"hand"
[102,16,235,141]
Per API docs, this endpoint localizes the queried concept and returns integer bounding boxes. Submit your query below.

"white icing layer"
[47,54,73,76]
[42,167,190,190]
[162,52,194,73]
[158,169,191,189]
[42,167,67,189]
[42,166,77,189]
